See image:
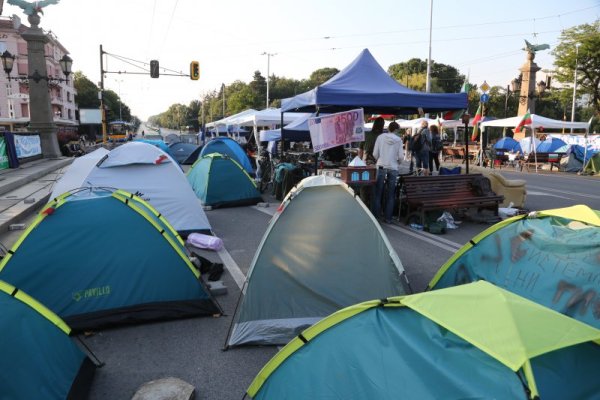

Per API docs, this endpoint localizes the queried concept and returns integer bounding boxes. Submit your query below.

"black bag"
[471,176,495,196]
[411,133,423,152]
[432,135,443,152]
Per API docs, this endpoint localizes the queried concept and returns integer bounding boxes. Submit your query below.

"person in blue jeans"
[373,121,404,223]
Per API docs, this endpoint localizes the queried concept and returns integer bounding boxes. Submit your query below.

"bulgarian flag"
[470,103,483,141]
[442,109,464,120]
[515,111,532,133]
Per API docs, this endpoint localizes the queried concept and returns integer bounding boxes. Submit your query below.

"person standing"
[413,120,431,176]
[373,121,404,223]
[358,117,384,208]
[429,124,442,174]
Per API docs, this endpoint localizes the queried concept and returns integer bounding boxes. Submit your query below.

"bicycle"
[257,151,278,194]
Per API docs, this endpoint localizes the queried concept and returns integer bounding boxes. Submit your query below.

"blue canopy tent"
[280,49,467,152]
[259,113,314,143]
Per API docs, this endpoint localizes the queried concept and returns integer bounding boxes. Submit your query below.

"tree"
[73,71,100,108]
[388,58,464,93]
[552,21,600,118]
[308,67,339,86]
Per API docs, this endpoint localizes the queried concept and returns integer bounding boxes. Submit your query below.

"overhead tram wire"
[159,0,180,57]
[146,0,158,60]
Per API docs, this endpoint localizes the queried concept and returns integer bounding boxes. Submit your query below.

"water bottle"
[410,223,423,231]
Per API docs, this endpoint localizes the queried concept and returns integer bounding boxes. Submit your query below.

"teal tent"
[226,176,409,347]
[247,282,600,400]
[0,189,221,331]
[200,137,253,174]
[429,205,600,329]
[0,280,96,399]
[187,153,262,208]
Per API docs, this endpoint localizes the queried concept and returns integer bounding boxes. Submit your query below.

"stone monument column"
[21,13,61,158]
[517,51,541,117]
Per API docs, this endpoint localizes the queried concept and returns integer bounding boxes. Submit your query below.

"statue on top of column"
[7,0,60,16]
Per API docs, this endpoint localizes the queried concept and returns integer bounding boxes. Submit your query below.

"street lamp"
[570,43,580,133]
[1,50,72,83]
[461,112,471,174]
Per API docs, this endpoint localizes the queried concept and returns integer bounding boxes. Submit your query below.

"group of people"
[358,117,443,223]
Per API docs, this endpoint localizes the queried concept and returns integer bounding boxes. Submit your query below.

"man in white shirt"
[373,121,404,223]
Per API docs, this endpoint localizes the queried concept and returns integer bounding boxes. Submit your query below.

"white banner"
[14,135,42,158]
[308,109,365,152]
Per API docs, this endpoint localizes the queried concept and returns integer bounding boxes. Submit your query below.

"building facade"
[0,15,77,134]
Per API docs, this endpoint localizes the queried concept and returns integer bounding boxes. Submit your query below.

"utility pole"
[570,43,580,133]
[425,0,433,93]
[222,83,226,118]
[261,52,276,108]
[99,45,107,144]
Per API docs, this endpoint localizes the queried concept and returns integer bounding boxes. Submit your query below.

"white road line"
[251,204,277,216]
[217,246,246,290]
[386,223,462,253]
[527,185,600,200]
[527,190,573,199]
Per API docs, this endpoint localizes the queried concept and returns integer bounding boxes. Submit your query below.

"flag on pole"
[470,103,483,141]
[515,111,532,133]
[442,109,464,120]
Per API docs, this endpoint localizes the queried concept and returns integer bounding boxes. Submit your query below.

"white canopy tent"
[480,114,591,172]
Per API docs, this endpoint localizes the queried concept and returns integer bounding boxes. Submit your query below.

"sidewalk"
[0,157,73,234]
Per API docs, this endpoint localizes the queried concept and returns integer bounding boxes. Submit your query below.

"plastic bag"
[186,233,223,251]
[437,211,458,229]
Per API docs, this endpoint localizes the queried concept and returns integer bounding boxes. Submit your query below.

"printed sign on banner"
[14,135,42,158]
[0,137,9,170]
[308,109,365,152]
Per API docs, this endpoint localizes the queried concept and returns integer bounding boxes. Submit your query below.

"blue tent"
[571,144,599,164]
[429,205,600,329]
[536,137,567,153]
[188,153,262,208]
[200,137,253,174]
[247,282,600,400]
[0,280,96,399]
[168,142,202,165]
[0,189,221,331]
[281,49,467,114]
[494,137,522,153]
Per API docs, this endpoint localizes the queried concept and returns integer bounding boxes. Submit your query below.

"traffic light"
[190,61,200,81]
[150,60,159,78]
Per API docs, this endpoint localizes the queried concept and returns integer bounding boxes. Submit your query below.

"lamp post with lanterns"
[0,12,72,158]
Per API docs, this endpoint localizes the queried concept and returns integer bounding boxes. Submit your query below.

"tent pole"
[533,128,538,173]
[254,122,261,182]
[281,111,285,159]
[314,106,320,176]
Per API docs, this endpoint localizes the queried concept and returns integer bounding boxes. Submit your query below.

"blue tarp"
[571,145,599,164]
[281,49,467,114]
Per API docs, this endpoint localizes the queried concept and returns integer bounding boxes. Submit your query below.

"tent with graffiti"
[226,176,410,347]
[247,281,600,400]
[428,205,600,329]
[0,189,221,331]
[187,153,262,208]
[50,141,211,236]
[0,280,97,399]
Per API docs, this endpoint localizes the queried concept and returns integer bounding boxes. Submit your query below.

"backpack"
[432,135,443,152]
[471,176,495,197]
[411,133,423,152]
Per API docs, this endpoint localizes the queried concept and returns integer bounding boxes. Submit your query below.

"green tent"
[0,280,96,399]
[584,152,600,175]
[248,281,600,399]
[226,176,409,347]
[428,205,600,329]
[187,153,262,208]
[0,188,221,331]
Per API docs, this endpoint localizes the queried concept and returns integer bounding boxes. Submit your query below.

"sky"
[2,0,598,121]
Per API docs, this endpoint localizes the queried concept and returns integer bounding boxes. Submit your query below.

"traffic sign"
[480,80,490,92]
[480,93,490,103]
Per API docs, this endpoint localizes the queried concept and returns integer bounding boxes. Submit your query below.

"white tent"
[50,142,211,235]
[231,108,308,127]
[50,148,110,198]
[205,109,258,128]
[480,114,589,132]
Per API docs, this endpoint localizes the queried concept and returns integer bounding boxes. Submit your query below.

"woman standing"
[429,124,442,174]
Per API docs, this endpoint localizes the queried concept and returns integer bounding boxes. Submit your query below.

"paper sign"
[308,109,365,152]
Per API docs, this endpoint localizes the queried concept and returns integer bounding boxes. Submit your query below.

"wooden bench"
[519,152,565,172]
[400,174,504,225]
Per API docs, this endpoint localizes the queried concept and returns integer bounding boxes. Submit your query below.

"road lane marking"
[252,204,277,216]
[217,246,246,290]
[385,223,462,253]
[527,190,573,199]
[527,185,600,200]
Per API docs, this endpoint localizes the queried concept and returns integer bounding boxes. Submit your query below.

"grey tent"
[226,176,410,347]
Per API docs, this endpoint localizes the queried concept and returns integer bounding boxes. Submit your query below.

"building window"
[21,103,29,118]
[67,91,71,102]
[68,109,72,119]
[0,42,6,53]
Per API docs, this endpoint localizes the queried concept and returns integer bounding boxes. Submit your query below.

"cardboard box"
[340,166,376,184]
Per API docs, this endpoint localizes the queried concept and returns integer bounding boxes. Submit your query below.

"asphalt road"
[82,167,599,399]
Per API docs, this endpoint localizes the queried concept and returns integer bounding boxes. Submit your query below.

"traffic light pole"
[99,45,108,144]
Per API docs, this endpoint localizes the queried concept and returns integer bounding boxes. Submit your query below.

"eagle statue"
[7,0,60,16]
[523,39,550,54]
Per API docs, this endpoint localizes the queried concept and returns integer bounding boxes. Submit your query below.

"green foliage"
[387,58,464,93]
[73,71,100,108]
[552,21,600,117]
[308,68,339,86]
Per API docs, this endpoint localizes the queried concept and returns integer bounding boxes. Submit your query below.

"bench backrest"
[403,174,485,200]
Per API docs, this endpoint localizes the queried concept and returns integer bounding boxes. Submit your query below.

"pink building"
[0,15,77,134]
